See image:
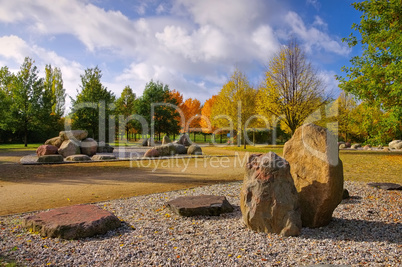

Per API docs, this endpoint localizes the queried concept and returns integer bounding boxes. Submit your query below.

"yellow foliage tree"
[200,95,218,134]
[211,69,256,146]
[256,39,329,135]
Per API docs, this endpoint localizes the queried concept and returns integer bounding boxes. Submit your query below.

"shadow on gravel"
[301,218,402,244]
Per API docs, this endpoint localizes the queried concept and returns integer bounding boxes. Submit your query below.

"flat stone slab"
[166,195,234,217]
[23,204,121,239]
[37,154,64,163]
[91,154,116,160]
[367,182,402,190]
[65,154,91,161]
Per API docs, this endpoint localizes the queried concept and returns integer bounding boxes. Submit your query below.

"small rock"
[343,188,350,199]
[37,155,64,163]
[162,135,171,145]
[389,140,402,150]
[65,154,91,161]
[187,144,202,155]
[367,182,402,190]
[36,145,58,157]
[339,144,346,149]
[23,204,121,239]
[363,145,372,150]
[91,154,116,161]
[166,195,234,217]
[178,134,191,146]
[351,143,361,149]
[141,138,148,146]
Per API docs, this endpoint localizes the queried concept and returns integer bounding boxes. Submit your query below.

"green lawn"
[0,143,41,152]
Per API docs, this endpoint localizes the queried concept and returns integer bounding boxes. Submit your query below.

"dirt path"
[0,148,249,216]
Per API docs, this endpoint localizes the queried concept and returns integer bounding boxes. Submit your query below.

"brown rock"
[154,143,176,156]
[172,143,187,154]
[44,137,64,148]
[23,204,121,239]
[37,154,64,163]
[80,138,98,157]
[144,148,160,157]
[283,123,344,228]
[178,134,191,146]
[166,195,233,217]
[91,154,116,160]
[187,144,202,155]
[240,152,302,237]
[59,130,88,141]
[65,154,91,161]
[58,140,81,158]
[36,145,58,157]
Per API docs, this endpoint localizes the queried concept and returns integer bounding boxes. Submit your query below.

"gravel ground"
[0,181,401,266]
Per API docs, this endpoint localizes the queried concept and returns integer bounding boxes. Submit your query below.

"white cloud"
[285,11,350,56]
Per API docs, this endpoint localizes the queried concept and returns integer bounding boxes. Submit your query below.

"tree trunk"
[253,131,255,146]
[220,133,222,143]
[24,120,28,147]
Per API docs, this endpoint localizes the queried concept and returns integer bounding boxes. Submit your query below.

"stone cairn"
[143,134,202,157]
[35,130,115,163]
[240,123,345,236]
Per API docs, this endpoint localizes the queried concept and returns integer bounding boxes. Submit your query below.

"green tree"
[257,39,329,135]
[115,85,137,141]
[336,92,357,142]
[70,67,115,141]
[44,65,66,117]
[0,67,13,129]
[337,0,402,139]
[136,80,180,140]
[9,57,44,146]
[211,69,256,146]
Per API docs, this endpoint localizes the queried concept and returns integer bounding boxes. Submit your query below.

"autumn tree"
[335,92,357,142]
[168,89,185,139]
[200,95,218,141]
[337,0,402,140]
[257,39,329,135]
[70,67,115,141]
[211,69,256,146]
[182,98,202,140]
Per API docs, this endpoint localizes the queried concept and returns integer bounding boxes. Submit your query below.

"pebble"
[0,181,401,266]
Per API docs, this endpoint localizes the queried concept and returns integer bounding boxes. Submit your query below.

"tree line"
[1,0,401,146]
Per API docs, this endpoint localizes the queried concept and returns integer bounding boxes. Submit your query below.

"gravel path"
[1,181,401,266]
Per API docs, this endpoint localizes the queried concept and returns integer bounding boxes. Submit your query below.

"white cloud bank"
[0,0,350,105]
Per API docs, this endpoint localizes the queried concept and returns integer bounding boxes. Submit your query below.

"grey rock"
[367,182,402,190]
[178,134,191,146]
[37,155,64,163]
[166,195,233,217]
[141,138,148,146]
[58,140,81,158]
[91,154,116,161]
[97,143,114,153]
[80,138,98,157]
[162,135,171,145]
[187,144,202,155]
[389,140,402,150]
[351,143,361,149]
[44,137,64,148]
[172,143,187,154]
[65,154,91,161]
[154,143,176,156]
[144,148,160,158]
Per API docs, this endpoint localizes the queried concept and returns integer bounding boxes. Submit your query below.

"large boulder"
[59,130,88,141]
[240,153,302,236]
[36,145,58,157]
[187,144,202,155]
[162,135,171,145]
[23,204,121,239]
[144,148,160,158]
[154,143,176,156]
[389,140,402,150]
[37,155,64,163]
[283,123,344,228]
[178,134,191,146]
[97,143,114,153]
[172,143,187,154]
[166,195,234,217]
[58,140,81,158]
[44,137,64,148]
[80,138,98,157]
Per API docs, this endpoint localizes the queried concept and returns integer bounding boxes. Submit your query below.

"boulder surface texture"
[44,137,64,148]
[166,195,233,216]
[37,155,64,163]
[389,140,402,150]
[240,152,302,236]
[59,130,88,141]
[23,204,121,239]
[36,145,58,157]
[178,134,191,146]
[65,154,91,162]
[80,138,98,156]
[58,140,81,158]
[283,123,344,228]
[187,144,202,155]
[162,135,171,145]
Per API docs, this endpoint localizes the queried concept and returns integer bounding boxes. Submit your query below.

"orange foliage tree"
[182,98,202,135]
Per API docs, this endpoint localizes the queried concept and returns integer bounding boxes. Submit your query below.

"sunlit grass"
[0,143,41,152]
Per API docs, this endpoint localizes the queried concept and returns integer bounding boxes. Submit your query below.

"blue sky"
[0,0,362,110]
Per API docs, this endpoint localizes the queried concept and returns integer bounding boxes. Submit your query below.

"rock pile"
[143,134,202,157]
[35,130,115,163]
